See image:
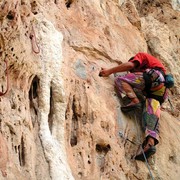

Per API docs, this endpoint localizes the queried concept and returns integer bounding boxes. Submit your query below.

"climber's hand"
[99,68,111,77]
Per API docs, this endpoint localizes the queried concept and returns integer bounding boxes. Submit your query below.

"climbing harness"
[0,56,9,96]
[30,24,40,54]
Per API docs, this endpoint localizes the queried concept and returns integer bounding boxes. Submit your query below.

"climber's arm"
[99,61,136,77]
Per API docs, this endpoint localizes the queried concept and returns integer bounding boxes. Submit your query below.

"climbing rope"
[117,111,154,179]
[30,24,40,54]
[0,56,9,96]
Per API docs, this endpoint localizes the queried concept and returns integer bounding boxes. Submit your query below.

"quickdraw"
[0,56,9,96]
[118,132,139,145]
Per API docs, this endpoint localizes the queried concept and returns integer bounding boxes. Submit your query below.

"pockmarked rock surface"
[0,0,180,179]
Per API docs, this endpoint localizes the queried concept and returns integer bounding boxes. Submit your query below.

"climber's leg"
[135,98,161,161]
[114,72,145,109]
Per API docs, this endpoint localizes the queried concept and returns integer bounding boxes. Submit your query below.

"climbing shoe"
[121,103,142,112]
[135,145,156,162]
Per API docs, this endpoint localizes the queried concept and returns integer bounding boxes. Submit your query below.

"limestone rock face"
[0,0,180,180]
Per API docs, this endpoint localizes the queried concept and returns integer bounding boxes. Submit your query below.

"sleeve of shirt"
[129,53,143,65]
[128,53,143,71]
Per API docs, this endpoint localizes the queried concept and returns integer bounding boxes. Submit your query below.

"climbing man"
[99,52,174,161]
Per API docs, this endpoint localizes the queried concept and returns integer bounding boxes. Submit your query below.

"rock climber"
[99,52,173,161]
